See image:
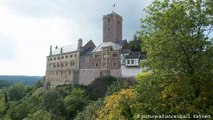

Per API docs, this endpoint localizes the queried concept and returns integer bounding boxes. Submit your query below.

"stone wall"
[45,51,79,87]
[78,69,100,85]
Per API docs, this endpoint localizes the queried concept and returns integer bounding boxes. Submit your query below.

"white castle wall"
[121,65,142,78]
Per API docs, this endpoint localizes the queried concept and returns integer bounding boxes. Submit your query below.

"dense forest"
[0,0,212,119]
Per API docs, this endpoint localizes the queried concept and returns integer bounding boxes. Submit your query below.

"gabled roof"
[80,40,96,55]
[93,40,127,52]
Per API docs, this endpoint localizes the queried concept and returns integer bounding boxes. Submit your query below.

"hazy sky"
[0,0,153,76]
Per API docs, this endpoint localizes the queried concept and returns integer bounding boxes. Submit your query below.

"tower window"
[113,62,117,67]
[107,18,110,22]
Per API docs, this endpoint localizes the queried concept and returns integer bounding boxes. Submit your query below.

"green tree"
[24,109,51,120]
[7,83,27,101]
[74,99,103,120]
[128,34,142,52]
[88,76,117,99]
[64,88,89,119]
[139,0,213,76]
[105,78,130,96]
[136,0,213,117]
[35,78,45,89]
[42,90,65,119]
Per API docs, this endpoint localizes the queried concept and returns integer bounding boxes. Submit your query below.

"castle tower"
[103,12,123,43]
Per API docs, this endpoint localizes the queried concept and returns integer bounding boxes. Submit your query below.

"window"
[127,60,130,64]
[54,58,56,60]
[96,63,98,67]
[131,59,134,64]
[118,21,120,24]
[58,57,60,60]
[113,53,117,57]
[108,27,110,31]
[69,70,71,75]
[70,55,72,58]
[75,54,77,57]
[61,62,64,67]
[95,54,99,58]
[50,58,53,61]
[61,56,64,59]
[103,63,106,67]
[113,62,117,67]
[66,55,68,58]
[57,64,59,67]
[107,18,110,22]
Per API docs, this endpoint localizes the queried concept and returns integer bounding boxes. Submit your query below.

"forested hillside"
[0,80,12,88]
[0,76,42,86]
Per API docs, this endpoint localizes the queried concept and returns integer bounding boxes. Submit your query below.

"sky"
[0,0,153,76]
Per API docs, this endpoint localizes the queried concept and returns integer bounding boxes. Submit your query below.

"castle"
[45,12,146,88]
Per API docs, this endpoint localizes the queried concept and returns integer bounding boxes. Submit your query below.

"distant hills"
[0,75,43,88]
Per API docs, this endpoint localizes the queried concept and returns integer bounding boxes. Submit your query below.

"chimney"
[50,45,52,56]
[78,38,83,49]
[60,48,63,54]
[55,46,58,49]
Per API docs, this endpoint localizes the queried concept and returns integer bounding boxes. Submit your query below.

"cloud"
[0,5,82,75]
[0,0,153,75]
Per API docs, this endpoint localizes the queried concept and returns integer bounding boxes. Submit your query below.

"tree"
[74,99,103,120]
[24,109,51,120]
[42,90,65,119]
[128,34,142,52]
[136,0,213,117]
[64,88,89,119]
[139,0,213,76]
[88,76,117,99]
[7,83,27,101]
[35,78,45,89]
[105,78,130,96]
[97,89,136,120]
